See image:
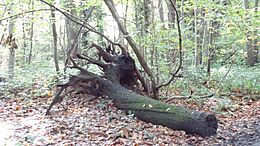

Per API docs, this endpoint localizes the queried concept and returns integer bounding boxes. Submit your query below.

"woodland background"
[0,0,259,145]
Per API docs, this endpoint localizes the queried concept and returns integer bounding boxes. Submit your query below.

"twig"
[0,9,51,22]
[221,47,239,65]
[45,86,66,115]
[64,7,94,72]
[164,93,215,103]
[215,63,233,92]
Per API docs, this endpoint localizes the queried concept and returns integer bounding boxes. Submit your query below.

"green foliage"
[211,65,260,94]
[0,0,258,101]
[0,60,58,98]
[167,64,260,97]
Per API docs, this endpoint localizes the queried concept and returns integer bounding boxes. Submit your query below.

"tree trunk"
[50,7,59,72]
[143,0,151,33]
[28,0,34,63]
[101,84,217,137]
[22,18,27,60]
[166,0,176,28]
[244,0,256,66]
[180,0,185,27]
[46,50,218,137]
[104,0,158,99]
[7,6,15,80]
[65,0,79,60]
[194,2,199,66]
[158,0,165,28]
[253,0,259,62]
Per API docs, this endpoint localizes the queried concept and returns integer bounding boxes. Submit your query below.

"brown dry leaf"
[15,105,21,111]
[132,133,139,140]
[47,91,53,97]
[120,128,129,138]
[89,131,108,137]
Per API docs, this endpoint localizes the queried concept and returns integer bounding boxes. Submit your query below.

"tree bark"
[7,5,15,80]
[50,7,59,72]
[143,0,151,33]
[28,0,34,63]
[100,84,218,137]
[104,0,158,99]
[166,0,176,28]
[65,0,79,60]
[158,0,165,28]
[46,54,218,137]
[207,21,213,76]
[194,2,203,66]
[244,0,256,66]
[253,0,259,62]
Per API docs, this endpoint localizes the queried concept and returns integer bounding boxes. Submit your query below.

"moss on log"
[100,84,218,137]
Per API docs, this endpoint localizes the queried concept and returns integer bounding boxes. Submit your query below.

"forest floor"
[0,85,259,146]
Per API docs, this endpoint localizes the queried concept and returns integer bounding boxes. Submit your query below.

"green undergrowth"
[167,63,260,96]
[0,61,58,98]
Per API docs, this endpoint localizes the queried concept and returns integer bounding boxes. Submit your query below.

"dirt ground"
[0,94,259,145]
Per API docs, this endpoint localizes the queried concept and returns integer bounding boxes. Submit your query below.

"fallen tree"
[42,0,218,137]
[45,46,217,137]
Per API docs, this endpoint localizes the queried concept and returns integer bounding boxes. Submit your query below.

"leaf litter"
[0,87,259,145]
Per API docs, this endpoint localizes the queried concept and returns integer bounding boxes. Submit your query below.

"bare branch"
[76,54,107,69]
[104,0,158,99]
[91,43,116,62]
[156,0,183,90]
[64,7,94,71]
[0,9,51,22]
[64,26,83,71]
[215,63,233,92]
[39,0,126,52]
[135,69,148,93]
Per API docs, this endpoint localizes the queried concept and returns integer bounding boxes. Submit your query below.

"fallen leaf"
[120,128,129,138]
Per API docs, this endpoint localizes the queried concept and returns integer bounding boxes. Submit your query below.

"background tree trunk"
[158,0,165,28]
[253,0,259,62]
[65,0,79,61]
[7,6,15,80]
[166,0,176,28]
[28,0,34,63]
[194,2,199,66]
[50,7,59,73]
[104,0,158,99]
[244,0,256,66]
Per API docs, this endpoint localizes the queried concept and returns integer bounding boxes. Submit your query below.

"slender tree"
[50,7,59,72]
[7,5,15,80]
[28,0,34,63]
[65,0,79,61]
[253,0,259,62]
[166,0,176,28]
[158,0,165,28]
[244,0,256,66]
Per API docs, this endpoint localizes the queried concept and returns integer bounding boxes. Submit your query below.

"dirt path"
[224,118,260,146]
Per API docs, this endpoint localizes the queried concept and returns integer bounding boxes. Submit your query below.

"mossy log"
[100,84,218,137]
[46,49,218,137]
